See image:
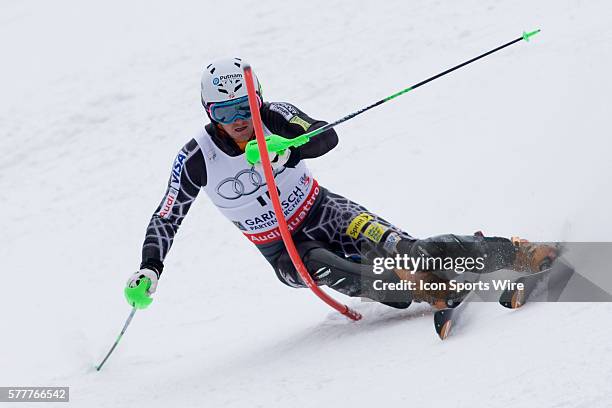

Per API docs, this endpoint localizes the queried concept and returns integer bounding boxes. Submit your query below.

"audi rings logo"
[216,167,285,200]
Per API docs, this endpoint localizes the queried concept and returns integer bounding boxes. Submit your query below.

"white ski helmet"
[200,57,262,108]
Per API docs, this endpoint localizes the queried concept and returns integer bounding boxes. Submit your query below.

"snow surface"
[1,0,611,407]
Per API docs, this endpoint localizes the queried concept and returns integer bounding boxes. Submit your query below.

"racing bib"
[195,128,319,244]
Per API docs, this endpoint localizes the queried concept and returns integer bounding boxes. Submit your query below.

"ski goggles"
[207,95,261,124]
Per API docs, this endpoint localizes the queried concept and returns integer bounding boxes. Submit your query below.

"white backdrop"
[1,1,611,407]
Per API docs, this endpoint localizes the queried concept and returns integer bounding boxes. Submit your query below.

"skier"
[126,57,558,310]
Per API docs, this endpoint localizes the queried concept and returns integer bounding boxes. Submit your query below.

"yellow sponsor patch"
[346,213,373,239]
[364,222,388,243]
[289,116,312,131]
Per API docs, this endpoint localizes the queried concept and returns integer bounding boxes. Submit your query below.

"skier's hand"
[245,134,309,165]
[125,269,159,309]
[254,149,291,173]
[126,268,159,293]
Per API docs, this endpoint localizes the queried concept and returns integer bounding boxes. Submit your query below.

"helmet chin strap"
[234,134,254,152]
[239,129,256,150]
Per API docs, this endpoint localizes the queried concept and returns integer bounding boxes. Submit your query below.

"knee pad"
[274,241,334,288]
[277,241,413,308]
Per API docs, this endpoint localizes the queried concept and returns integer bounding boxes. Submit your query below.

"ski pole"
[96,278,153,371]
[245,29,541,165]
[244,64,362,321]
[96,307,137,371]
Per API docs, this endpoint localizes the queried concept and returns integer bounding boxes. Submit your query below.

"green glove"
[124,277,153,309]
[245,134,310,165]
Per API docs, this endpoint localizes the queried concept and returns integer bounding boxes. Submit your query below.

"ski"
[434,291,475,340]
[498,259,575,309]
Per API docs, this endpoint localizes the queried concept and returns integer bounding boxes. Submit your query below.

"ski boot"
[511,237,559,273]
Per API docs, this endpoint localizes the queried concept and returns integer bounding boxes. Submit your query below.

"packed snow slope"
[1,0,611,407]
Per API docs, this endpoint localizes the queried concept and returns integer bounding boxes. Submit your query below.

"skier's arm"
[140,139,205,275]
[261,102,338,167]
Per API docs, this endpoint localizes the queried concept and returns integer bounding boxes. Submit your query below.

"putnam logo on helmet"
[212,74,242,85]
[220,73,242,80]
[212,73,242,85]
[212,73,243,99]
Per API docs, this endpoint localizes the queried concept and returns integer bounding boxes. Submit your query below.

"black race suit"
[140,101,518,308]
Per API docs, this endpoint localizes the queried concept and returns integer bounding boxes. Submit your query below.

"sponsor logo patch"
[299,173,311,187]
[219,73,242,80]
[364,222,388,243]
[170,152,187,190]
[158,187,179,218]
[204,146,217,161]
[346,213,373,239]
[212,73,242,97]
[289,116,311,131]
[270,102,298,120]
[383,232,401,252]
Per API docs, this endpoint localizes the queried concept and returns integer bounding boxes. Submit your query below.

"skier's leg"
[296,190,555,307]
[266,188,558,310]
[386,232,515,307]
[389,232,560,307]
[274,239,412,309]
[394,233,559,274]
[394,232,517,274]
[300,190,417,261]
